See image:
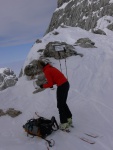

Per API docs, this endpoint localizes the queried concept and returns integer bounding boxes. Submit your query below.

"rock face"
[57,0,69,7]
[46,0,113,33]
[0,68,18,91]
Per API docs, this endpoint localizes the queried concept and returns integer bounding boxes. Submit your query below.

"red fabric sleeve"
[43,70,53,88]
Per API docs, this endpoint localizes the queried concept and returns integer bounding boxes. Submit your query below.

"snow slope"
[0,26,113,150]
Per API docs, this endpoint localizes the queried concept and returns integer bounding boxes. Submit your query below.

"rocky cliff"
[0,68,18,91]
[46,0,113,33]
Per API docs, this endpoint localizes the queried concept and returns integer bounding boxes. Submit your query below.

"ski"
[80,137,95,144]
[60,128,96,144]
[70,125,98,138]
[84,133,98,138]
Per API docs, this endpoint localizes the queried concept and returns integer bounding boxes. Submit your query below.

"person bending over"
[37,60,72,130]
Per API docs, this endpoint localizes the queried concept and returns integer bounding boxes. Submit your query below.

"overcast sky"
[0,0,57,65]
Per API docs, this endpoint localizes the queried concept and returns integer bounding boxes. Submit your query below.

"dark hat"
[37,60,47,68]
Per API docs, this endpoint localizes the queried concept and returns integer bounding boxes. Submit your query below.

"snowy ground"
[0,26,113,150]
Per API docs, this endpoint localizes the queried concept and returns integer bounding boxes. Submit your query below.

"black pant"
[57,81,72,123]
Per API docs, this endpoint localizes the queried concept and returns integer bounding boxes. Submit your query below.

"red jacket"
[42,64,67,88]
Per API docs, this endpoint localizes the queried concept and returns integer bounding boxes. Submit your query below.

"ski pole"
[64,47,68,79]
[58,51,62,73]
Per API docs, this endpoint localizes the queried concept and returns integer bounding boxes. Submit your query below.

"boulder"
[0,108,22,118]
[0,109,6,116]
[107,23,113,31]
[35,39,42,43]
[6,108,22,118]
[43,41,82,59]
[92,29,106,35]
[75,38,96,48]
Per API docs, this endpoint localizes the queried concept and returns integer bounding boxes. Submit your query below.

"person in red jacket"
[37,60,72,130]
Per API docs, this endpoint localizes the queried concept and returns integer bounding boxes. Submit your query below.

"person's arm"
[41,70,53,88]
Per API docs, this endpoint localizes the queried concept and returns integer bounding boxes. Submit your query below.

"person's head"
[24,64,37,76]
[37,60,46,69]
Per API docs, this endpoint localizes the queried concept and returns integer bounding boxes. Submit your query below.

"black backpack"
[23,116,59,138]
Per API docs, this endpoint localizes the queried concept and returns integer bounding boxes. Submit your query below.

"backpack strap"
[43,138,55,147]
[51,116,59,131]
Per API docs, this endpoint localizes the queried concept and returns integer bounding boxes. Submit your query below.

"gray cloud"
[0,0,57,46]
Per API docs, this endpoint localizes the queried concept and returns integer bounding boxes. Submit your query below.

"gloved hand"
[39,84,43,88]
[40,85,53,89]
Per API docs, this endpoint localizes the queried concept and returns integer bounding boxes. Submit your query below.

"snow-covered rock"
[0,68,18,91]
